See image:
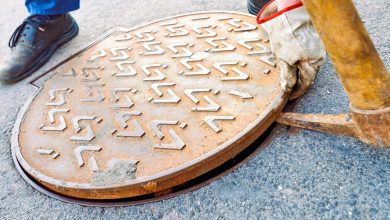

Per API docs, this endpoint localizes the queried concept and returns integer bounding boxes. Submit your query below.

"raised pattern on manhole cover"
[12,12,288,199]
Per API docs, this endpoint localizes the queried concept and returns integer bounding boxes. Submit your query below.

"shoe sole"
[2,19,79,83]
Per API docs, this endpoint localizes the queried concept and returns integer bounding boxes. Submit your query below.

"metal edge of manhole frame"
[10,11,290,206]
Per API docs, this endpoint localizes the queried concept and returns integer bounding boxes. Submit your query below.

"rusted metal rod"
[303,0,390,110]
[277,0,390,147]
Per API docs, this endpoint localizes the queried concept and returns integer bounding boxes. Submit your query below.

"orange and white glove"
[256,0,326,99]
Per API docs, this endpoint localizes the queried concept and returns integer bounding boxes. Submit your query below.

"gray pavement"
[0,0,389,219]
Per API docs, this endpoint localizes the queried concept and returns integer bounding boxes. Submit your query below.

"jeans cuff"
[27,3,79,15]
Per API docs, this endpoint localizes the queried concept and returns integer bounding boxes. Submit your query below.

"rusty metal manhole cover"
[12,11,287,200]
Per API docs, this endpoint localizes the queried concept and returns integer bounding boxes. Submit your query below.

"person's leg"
[25,0,79,15]
[0,0,80,83]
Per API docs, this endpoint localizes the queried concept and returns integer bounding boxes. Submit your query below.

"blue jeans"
[25,0,80,15]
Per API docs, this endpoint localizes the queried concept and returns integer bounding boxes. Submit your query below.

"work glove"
[256,0,326,99]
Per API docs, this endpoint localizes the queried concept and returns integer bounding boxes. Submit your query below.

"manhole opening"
[14,123,275,207]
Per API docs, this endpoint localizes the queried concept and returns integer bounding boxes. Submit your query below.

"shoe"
[0,13,79,83]
[247,0,269,15]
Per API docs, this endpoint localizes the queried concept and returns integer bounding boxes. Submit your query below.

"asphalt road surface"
[0,0,389,219]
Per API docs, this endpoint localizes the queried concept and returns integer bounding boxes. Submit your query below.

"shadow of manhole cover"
[11,11,288,204]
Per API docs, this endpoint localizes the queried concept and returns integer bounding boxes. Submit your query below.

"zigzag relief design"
[41,109,70,131]
[110,88,134,109]
[204,116,236,133]
[167,43,193,58]
[110,47,132,61]
[237,38,271,55]
[149,120,186,150]
[135,30,156,42]
[226,18,257,32]
[88,49,107,62]
[59,67,77,77]
[37,149,60,159]
[236,38,276,67]
[80,67,102,82]
[205,37,236,52]
[141,64,168,81]
[115,33,132,42]
[73,146,102,172]
[115,111,145,137]
[140,42,165,55]
[150,83,181,104]
[114,60,137,77]
[191,25,217,38]
[212,62,249,81]
[45,88,71,106]
[184,89,221,112]
[228,90,253,99]
[165,24,189,37]
[81,83,105,103]
[247,44,271,55]
[179,58,211,76]
[70,116,97,142]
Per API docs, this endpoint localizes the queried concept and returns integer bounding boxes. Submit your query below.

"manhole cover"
[12,11,288,200]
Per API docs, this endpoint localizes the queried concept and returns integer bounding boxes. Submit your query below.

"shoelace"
[8,16,45,48]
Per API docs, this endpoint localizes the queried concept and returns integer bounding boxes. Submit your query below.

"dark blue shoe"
[0,13,78,83]
[247,0,269,15]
